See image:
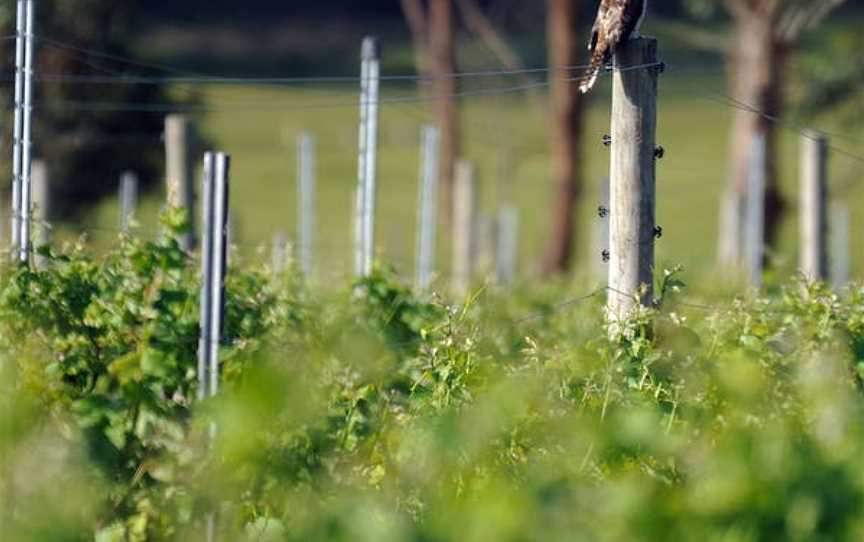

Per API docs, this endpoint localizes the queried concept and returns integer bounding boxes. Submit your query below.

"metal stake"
[18,0,35,263]
[119,171,139,232]
[415,125,440,290]
[197,154,216,401]
[745,133,767,289]
[297,132,316,278]
[355,36,380,277]
[209,153,230,397]
[10,0,26,255]
[496,205,519,286]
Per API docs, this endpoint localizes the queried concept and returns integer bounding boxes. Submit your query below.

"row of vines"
[1,217,864,541]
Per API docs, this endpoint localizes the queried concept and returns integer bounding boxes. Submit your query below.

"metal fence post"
[119,171,139,232]
[165,114,196,251]
[476,215,497,280]
[10,0,26,256]
[197,150,229,397]
[496,204,519,286]
[31,159,49,269]
[209,153,230,397]
[195,150,227,541]
[197,153,216,402]
[355,36,380,277]
[607,38,660,325]
[297,132,316,278]
[830,203,850,290]
[452,160,477,298]
[799,132,828,283]
[272,231,290,275]
[18,0,35,263]
[415,125,440,290]
[745,132,767,289]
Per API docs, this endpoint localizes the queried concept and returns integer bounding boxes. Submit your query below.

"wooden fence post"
[452,160,477,298]
[799,132,828,283]
[745,133,767,289]
[830,203,850,290]
[165,114,196,251]
[607,38,660,325]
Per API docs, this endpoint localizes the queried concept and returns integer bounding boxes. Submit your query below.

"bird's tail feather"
[578,46,607,94]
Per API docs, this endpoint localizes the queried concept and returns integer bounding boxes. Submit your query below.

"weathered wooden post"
[452,160,477,298]
[119,171,138,232]
[831,203,850,290]
[799,132,828,283]
[745,133,767,288]
[165,114,196,251]
[606,38,660,326]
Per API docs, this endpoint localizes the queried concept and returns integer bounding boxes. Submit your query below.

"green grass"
[77,19,864,290]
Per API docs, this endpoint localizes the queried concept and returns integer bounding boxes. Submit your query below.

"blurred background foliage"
[0,1,860,219]
[0,1,859,281]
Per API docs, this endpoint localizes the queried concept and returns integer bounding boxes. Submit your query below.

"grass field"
[77,19,864,291]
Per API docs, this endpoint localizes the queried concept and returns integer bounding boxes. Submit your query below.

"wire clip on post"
[602,134,612,147]
[654,145,665,160]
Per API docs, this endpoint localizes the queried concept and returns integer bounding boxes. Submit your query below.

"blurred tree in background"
[795,27,864,130]
[683,0,850,272]
[0,0,185,219]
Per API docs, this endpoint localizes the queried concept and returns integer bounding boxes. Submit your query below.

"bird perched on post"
[579,0,648,94]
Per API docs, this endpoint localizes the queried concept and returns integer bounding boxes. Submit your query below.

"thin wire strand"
[31,35,595,83]
[32,63,669,114]
[34,80,555,113]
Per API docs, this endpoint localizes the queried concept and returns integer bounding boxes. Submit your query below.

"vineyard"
[1,217,863,541]
[1,0,863,540]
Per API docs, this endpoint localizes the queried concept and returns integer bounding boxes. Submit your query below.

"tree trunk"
[542,0,584,276]
[718,12,787,269]
[429,0,460,225]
